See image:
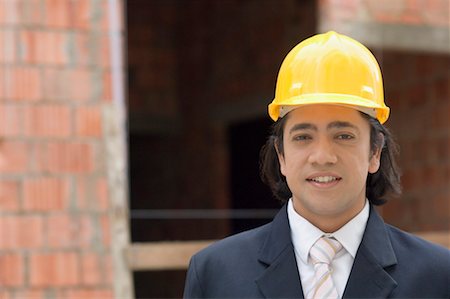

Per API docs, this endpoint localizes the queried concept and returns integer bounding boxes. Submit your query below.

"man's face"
[276,104,381,231]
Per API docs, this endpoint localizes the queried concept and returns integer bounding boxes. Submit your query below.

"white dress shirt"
[287,199,369,299]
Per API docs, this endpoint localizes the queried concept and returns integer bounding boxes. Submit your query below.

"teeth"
[310,176,337,183]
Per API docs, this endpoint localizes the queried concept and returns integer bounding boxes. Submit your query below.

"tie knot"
[309,236,343,265]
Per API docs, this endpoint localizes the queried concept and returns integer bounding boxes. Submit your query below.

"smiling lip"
[306,174,342,188]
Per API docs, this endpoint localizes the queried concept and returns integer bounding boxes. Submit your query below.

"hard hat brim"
[268,93,390,124]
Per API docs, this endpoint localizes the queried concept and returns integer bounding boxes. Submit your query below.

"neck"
[292,198,366,233]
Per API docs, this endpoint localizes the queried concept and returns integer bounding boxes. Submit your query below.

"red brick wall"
[382,51,449,231]
[0,0,120,298]
[127,0,317,242]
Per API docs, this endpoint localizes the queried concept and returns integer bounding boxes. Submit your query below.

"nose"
[307,137,338,165]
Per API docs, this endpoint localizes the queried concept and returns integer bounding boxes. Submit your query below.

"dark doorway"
[228,116,282,234]
[126,0,317,296]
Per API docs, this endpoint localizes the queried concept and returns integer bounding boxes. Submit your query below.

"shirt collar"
[287,198,370,263]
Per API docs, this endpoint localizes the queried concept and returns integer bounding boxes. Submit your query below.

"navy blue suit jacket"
[184,205,450,298]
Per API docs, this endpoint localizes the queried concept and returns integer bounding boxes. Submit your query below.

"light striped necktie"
[307,236,343,299]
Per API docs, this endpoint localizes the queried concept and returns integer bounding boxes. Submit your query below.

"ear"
[274,139,286,176]
[368,133,384,174]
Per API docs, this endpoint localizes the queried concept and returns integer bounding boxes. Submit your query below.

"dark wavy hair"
[260,112,401,205]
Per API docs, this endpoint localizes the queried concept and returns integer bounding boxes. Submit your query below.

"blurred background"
[0,0,448,298]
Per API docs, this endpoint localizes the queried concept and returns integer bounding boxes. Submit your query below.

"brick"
[423,0,450,26]
[0,104,23,137]
[81,252,103,285]
[46,214,78,248]
[435,101,450,129]
[0,29,17,63]
[431,192,450,226]
[76,177,109,211]
[43,68,68,100]
[102,70,112,102]
[332,0,359,21]
[100,214,111,247]
[0,141,29,174]
[95,177,109,210]
[103,253,113,285]
[18,0,45,26]
[366,0,404,23]
[23,177,69,211]
[0,180,20,211]
[412,55,433,81]
[406,84,427,107]
[4,67,42,101]
[24,105,72,138]
[35,142,95,174]
[71,68,93,101]
[437,137,450,159]
[45,214,94,248]
[406,0,422,10]
[39,31,70,65]
[381,198,402,223]
[100,34,111,68]
[18,30,37,64]
[400,0,422,24]
[60,289,113,299]
[401,168,421,191]
[421,166,440,187]
[76,106,102,137]
[0,1,4,25]
[11,290,44,299]
[100,0,109,32]
[73,33,91,66]
[30,252,80,287]
[0,253,24,286]
[72,0,92,30]
[0,290,11,299]
[19,30,70,65]
[0,67,4,99]
[44,0,71,28]
[400,12,422,25]
[433,76,449,103]
[79,215,94,248]
[0,0,19,25]
[0,215,44,249]
[75,176,88,210]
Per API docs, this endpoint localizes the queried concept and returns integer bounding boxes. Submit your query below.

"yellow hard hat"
[268,31,390,124]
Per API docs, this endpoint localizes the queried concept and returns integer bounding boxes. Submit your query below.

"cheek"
[341,146,372,173]
[279,148,301,176]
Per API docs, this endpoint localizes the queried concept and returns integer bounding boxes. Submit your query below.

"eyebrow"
[288,121,359,134]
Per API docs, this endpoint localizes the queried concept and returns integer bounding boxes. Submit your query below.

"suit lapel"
[343,206,398,298]
[255,205,304,299]
[255,205,399,298]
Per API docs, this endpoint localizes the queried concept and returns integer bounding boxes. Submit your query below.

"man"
[183,31,449,298]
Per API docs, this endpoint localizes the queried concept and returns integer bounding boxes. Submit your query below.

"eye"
[293,134,312,141]
[336,133,355,140]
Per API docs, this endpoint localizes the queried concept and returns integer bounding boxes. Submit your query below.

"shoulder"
[184,222,274,297]
[383,224,449,297]
[386,224,450,268]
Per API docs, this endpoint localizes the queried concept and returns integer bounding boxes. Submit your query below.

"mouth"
[306,175,342,188]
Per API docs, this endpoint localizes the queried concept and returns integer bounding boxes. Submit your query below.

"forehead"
[284,104,369,129]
